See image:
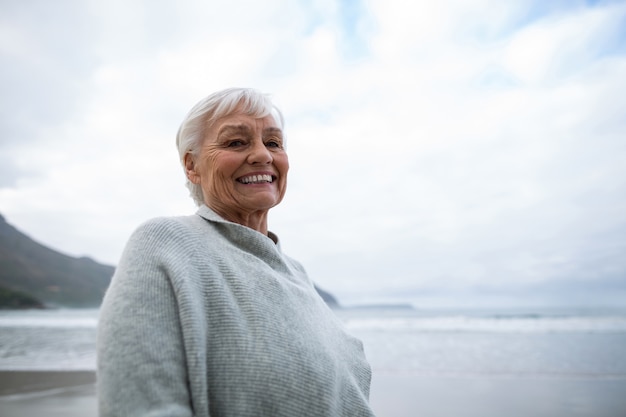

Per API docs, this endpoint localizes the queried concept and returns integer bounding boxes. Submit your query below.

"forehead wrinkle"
[217,124,251,137]
[263,127,283,137]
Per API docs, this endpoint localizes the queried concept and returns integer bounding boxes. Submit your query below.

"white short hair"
[176,88,285,206]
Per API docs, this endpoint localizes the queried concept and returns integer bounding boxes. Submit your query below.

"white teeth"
[239,174,273,184]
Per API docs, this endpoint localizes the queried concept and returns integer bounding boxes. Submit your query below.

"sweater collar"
[195,204,281,247]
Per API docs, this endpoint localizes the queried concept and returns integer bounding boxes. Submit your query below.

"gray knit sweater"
[97,205,375,416]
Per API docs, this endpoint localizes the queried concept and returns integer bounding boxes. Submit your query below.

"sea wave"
[342,315,626,333]
[0,309,99,329]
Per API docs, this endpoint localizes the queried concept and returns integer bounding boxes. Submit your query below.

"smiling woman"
[96,88,376,417]
[184,111,289,233]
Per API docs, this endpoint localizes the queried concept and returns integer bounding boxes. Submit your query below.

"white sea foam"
[0,309,98,329]
[342,315,626,333]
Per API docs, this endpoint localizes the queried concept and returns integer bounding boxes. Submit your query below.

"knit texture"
[97,205,375,416]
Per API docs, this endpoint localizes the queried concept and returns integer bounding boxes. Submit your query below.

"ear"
[184,153,201,184]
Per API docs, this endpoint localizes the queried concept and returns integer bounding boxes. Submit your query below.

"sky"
[1,0,625,308]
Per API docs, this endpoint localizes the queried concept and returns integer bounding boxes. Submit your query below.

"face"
[186,112,289,221]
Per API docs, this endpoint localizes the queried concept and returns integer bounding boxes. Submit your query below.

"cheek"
[278,154,290,176]
[204,151,235,180]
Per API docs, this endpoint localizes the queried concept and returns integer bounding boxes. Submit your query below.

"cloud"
[1,0,625,306]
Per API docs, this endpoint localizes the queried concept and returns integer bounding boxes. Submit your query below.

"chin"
[245,194,283,210]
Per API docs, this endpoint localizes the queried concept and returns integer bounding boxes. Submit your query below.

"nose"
[247,140,272,165]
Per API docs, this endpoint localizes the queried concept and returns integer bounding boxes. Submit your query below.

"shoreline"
[1,370,626,417]
[0,370,98,417]
[0,370,96,396]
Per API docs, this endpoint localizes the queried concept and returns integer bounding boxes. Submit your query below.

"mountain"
[0,214,114,308]
[0,213,340,309]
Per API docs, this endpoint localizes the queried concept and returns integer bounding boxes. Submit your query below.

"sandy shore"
[0,371,97,417]
[369,372,626,417]
[0,370,95,395]
[1,370,626,417]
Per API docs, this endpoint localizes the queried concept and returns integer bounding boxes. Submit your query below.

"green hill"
[0,214,114,308]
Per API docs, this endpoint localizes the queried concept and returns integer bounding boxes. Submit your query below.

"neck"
[207,203,269,235]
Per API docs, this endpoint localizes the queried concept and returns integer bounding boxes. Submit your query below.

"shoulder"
[282,253,307,274]
[121,214,211,261]
[113,215,214,288]
[131,214,208,242]
[281,253,316,290]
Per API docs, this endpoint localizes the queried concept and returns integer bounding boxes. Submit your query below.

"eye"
[227,139,245,148]
[265,138,283,148]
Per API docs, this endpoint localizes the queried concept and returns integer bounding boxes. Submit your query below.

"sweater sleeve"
[97,220,194,417]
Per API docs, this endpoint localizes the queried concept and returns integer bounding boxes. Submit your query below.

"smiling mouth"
[237,174,275,184]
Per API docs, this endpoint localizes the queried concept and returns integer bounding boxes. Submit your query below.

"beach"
[0,371,97,417]
[2,370,626,417]
[370,372,626,417]
[2,307,626,416]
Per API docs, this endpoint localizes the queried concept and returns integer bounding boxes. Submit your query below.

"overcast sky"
[1,0,625,307]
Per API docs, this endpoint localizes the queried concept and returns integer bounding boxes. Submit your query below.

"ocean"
[336,306,626,378]
[1,306,626,416]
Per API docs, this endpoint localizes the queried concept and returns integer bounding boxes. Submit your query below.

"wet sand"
[1,370,626,417]
[370,372,626,417]
[0,371,97,417]
[0,370,95,395]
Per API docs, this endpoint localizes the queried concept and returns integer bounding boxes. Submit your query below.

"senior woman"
[97,88,376,416]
